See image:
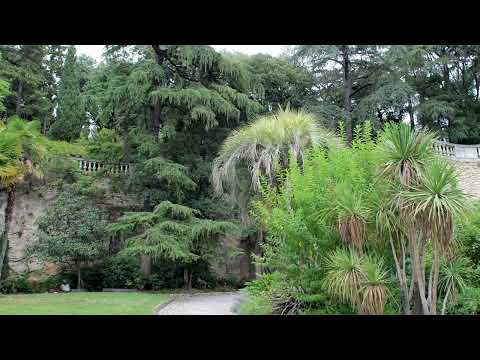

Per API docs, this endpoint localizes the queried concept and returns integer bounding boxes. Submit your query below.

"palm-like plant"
[400,159,469,253]
[399,159,470,314]
[212,107,338,219]
[322,248,366,308]
[378,122,436,186]
[359,256,389,315]
[322,248,390,314]
[377,122,440,315]
[331,182,370,254]
[439,256,471,315]
[0,117,47,279]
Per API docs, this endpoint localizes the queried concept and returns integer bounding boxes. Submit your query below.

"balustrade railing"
[433,141,480,161]
[71,157,131,174]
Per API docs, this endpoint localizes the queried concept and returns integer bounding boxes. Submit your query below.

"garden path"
[156,291,246,315]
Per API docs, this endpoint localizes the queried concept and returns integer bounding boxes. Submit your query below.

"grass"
[0,292,170,315]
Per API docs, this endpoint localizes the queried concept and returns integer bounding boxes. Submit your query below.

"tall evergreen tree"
[49,46,85,141]
[0,45,50,122]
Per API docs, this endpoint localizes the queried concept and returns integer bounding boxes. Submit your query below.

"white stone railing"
[70,157,132,174]
[433,141,480,161]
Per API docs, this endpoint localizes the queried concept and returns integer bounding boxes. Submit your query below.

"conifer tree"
[49,46,85,141]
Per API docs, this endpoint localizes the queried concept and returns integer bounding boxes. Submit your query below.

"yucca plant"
[399,159,470,314]
[322,248,366,308]
[439,256,471,315]
[401,159,469,253]
[332,182,370,254]
[359,256,390,315]
[377,122,439,315]
[378,122,436,186]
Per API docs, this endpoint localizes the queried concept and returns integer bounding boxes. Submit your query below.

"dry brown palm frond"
[359,256,390,315]
[338,215,367,254]
[360,284,389,315]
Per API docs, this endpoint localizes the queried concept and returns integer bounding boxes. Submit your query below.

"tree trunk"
[183,266,192,290]
[140,255,152,276]
[441,286,451,315]
[408,100,415,130]
[341,46,353,146]
[15,82,23,116]
[151,103,161,137]
[77,264,82,289]
[0,185,16,280]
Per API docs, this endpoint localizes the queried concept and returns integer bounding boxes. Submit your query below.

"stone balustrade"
[433,141,480,161]
[70,157,131,174]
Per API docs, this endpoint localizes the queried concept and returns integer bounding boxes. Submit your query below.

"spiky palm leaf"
[331,182,370,253]
[400,159,470,253]
[322,248,366,307]
[378,122,436,186]
[439,256,470,304]
[212,108,339,215]
[359,256,390,315]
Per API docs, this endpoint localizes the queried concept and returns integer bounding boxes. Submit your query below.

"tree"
[0,117,48,279]
[377,122,470,314]
[0,78,9,115]
[398,158,470,314]
[212,108,338,278]
[29,192,107,289]
[213,108,337,221]
[49,46,85,141]
[107,201,238,290]
[291,45,383,144]
[42,45,67,133]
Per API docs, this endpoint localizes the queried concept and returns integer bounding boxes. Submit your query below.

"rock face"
[0,185,59,273]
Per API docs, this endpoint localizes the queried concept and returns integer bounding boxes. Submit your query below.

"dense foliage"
[29,191,108,288]
[1,45,480,312]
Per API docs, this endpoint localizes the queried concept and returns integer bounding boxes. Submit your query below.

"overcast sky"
[76,45,287,62]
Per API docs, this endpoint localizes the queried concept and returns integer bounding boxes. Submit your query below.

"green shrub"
[0,275,34,294]
[239,294,273,315]
[31,274,64,293]
[101,256,144,289]
[144,274,165,291]
[447,287,480,315]
[82,266,104,291]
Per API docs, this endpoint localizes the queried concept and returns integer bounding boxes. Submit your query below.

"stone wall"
[0,185,59,273]
[451,160,480,200]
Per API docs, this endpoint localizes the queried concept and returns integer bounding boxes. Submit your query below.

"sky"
[76,45,287,62]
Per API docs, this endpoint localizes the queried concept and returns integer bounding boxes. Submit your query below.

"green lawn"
[0,292,170,315]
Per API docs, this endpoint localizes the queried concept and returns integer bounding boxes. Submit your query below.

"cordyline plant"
[377,122,470,315]
[322,248,390,315]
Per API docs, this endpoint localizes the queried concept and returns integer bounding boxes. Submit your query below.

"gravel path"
[157,291,246,315]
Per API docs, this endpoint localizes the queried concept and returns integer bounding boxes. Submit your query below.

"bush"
[239,294,273,315]
[101,256,144,289]
[143,274,165,291]
[447,287,480,315]
[82,266,104,291]
[0,275,34,294]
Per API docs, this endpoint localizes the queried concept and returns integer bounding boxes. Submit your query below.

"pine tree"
[49,46,85,141]
[107,201,239,289]
[0,45,50,121]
